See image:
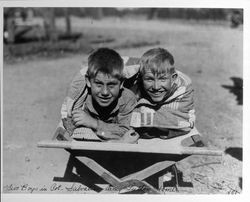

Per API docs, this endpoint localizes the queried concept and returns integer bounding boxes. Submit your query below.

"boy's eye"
[94,81,103,87]
[108,83,118,88]
[108,84,115,88]
[144,77,154,82]
[159,77,167,82]
[159,75,170,81]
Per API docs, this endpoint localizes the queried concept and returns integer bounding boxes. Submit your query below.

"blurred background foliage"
[4,7,243,21]
[3,7,243,61]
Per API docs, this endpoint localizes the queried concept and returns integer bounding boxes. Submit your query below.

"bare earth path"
[3,18,242,194]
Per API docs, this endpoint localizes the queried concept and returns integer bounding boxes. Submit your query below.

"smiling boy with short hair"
[61,48,139,143]
[129,48,195,139]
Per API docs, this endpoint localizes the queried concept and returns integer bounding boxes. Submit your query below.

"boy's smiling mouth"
[148,90,166,96]
[98,96,112,102]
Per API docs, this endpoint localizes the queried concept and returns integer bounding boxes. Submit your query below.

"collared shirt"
[83,93,120,123]
[83,88,137,123]
[73,87,137,139]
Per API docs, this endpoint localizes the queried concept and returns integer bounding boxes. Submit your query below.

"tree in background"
[95,8,103,19]
[4,7,243,44]
[42,8,58,42]
[148,8,158,20]
[64,8,71,35]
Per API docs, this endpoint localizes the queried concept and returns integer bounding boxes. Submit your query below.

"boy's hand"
[72,110,98,129]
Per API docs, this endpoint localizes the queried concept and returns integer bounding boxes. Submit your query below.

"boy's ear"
[171,72,177,80]
[120,80,124,89]
[85,75,91,88]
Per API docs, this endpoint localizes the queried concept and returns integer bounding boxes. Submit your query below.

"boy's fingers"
[74,121,81,126]
[72,110,81,115]
[72,113,84,120]
[72,116,82,122]
[74,119,86,126]
[72,109,83,113]
[72,112,78,117]
[73,115,87,123]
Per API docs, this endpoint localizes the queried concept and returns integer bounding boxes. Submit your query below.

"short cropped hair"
[87,48,124,80]
[140,48,175,75]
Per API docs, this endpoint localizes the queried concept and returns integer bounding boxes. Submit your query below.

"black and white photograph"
[1,0,249,201]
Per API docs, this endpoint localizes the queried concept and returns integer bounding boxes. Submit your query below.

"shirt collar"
[84,94,120,116]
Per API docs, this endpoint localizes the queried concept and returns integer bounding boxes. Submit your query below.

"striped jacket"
[129,70,196,132]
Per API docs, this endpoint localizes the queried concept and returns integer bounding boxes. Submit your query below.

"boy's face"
[142,69,177,103]
[86,72,122,108]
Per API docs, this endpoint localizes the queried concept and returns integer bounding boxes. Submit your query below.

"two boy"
[61,47,195,142]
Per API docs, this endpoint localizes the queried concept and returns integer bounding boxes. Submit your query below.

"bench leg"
[76,156,122,187]
[121,160,176,182]
[76,156,160,194]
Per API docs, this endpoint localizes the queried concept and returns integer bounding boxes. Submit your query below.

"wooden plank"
[38,126,222,156]
[37,140,223,156]
[38,140,72,149]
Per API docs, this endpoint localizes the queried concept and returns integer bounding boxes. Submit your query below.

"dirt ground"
[2,17,243,195]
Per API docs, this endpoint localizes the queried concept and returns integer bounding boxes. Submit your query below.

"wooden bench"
[37,127,223,194]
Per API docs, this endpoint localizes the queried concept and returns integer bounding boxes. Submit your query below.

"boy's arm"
[72,89,138,140]
[96,121,133,140]
[96,91,138,139]
[61,68,87,117]
[71,110,126,139]
[152,84,195,131]
[67,68,87,100]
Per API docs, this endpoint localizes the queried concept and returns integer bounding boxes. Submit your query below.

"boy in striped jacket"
[126,48,195,139]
